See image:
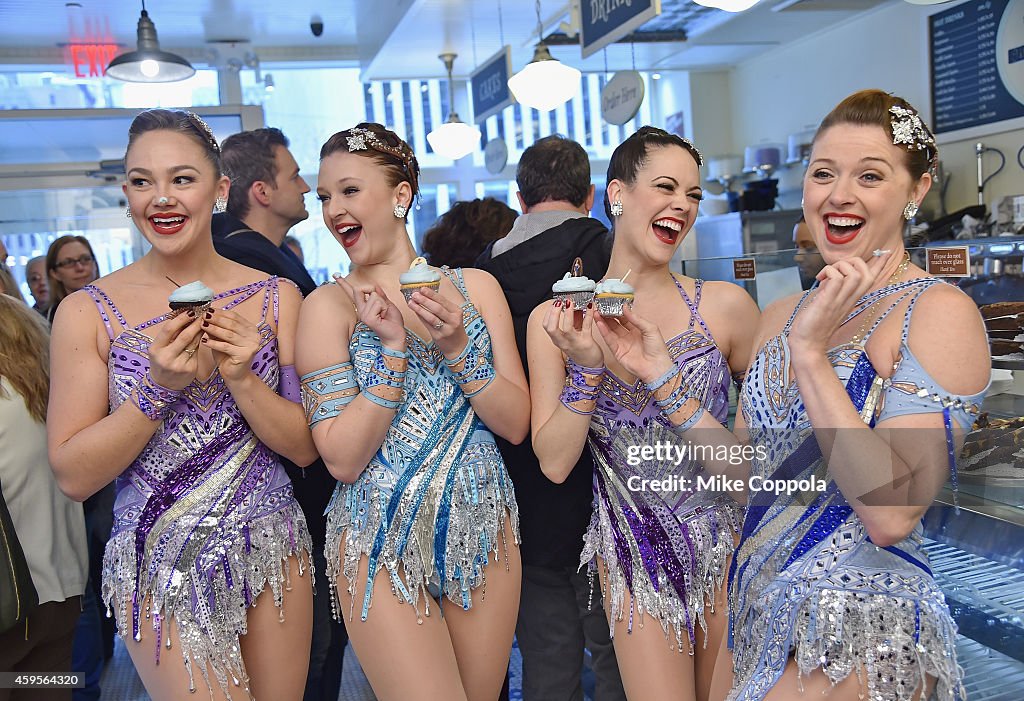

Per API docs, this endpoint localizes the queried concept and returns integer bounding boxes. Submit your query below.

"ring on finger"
[433,320,444,330]
[184,346,197,358]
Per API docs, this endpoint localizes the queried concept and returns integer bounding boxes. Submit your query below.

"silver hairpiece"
[186,112,221,154]
[344,126,417,176]
[889,105,936,169]
[680,136,704,167]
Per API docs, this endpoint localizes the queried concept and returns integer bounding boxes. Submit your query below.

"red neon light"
[68,44,120,78]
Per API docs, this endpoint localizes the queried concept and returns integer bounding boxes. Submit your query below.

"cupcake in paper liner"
[167,280,214,315]
[400,257,441,302]
[552,272,597,310]
[594,278,635,317]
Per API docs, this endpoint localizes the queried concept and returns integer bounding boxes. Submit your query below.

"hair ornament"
[889,105,936,171]
[186,112,221,154]
[344,126,417,174]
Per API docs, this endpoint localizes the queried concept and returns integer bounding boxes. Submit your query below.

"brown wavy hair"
[319,123,421,209]
[421,198,518,268]
[0,293,50,423]
[0,264,25,303]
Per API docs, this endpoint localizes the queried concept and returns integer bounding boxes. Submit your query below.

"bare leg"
[124,598,245,701]
[336,538,469,701]
[598,560,696,701]
[241,554,314,700]
[694,564,730,701]
[707,630,734,701]
[444,517,522,701]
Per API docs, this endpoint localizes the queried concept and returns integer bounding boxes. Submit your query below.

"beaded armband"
[360,347,408,410]
[445,340,495,397]
[559,360,605,415]
[131,374,182,421]
[301,362,359,427]
[646,363,703,433]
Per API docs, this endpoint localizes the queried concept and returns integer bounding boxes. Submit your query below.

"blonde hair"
[0,293,50,423]
[0,265,26,303]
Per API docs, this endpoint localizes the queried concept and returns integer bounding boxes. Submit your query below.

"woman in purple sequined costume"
[47,110,317,700]
[528,127,760,700]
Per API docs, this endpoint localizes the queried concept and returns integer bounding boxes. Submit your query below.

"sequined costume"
[84,278,311,696]
[308,268,518,621]
[730,278,987,701]
[582,278,742,649]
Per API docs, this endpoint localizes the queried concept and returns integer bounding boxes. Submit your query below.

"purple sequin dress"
[582,278,742,649]
[84,278,311,697]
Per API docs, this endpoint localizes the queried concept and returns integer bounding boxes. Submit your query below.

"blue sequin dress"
[729,278,987,701]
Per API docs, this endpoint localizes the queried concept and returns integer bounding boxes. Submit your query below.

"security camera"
[310,15,324,37]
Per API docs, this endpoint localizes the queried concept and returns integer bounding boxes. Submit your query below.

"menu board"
[930,0,1024,134]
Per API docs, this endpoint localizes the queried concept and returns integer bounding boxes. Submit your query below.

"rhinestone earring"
[610,200,623,217]
[125,206,133,219]
[214,196,227,213]
[903,201,918,220]
[394,203,408,219]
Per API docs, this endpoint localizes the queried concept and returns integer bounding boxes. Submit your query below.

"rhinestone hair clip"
[889,105,937,171]
[345,126,418,176]
[185,112,220,154]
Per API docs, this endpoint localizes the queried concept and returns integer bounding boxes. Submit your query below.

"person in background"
[475,134,625,701]
[422,197,517,268]
[214,125,347,701]
[285,235,305,264]
[529,127,760,701]
[0,294,88,701]
[48,109,315,700]
[26,256,50,316]
[299,123,528,700]
[793,215,826,290]
[0,264,26,303]
[45,235,99,323]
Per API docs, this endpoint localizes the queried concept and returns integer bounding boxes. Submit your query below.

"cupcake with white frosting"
[168,280,214,314]
[399,257,442,302]
[594,278,635,317]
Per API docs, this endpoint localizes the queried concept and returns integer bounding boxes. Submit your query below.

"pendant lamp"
[106,1,195,83]
[426,53,482,160]
[507,0,580,111]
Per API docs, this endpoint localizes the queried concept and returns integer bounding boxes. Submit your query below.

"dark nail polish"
[205,312,212,319]
[202,321,209,327]
[201,337,208,343]
[187,310,196,317]
[586,302,593,310]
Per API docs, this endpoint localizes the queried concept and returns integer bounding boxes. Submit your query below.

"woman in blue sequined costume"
[47,110,316,700]
[296,123,529,701]
[710,91,991,701]
[528,127,761,701]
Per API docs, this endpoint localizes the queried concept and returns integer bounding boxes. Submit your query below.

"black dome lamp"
[106,1,195,83]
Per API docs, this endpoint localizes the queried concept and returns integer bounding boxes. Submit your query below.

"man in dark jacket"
[476,135,625,701]
[213,128,346,701]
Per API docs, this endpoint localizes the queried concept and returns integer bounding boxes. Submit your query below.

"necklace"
[849,252,912,343]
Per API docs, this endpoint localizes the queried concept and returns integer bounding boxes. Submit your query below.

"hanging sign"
[471,46,515,124]
[601,70,645,125]
[580,0,661,59]
[484,138,509,174]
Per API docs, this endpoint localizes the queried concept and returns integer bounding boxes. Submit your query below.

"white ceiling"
[0,0,898,79]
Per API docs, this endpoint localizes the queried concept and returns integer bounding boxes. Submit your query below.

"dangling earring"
[394,203,408,219]
[903,201,918,220]
[610,200,623,217]
[214,196,227,213]
[125,206,133,219]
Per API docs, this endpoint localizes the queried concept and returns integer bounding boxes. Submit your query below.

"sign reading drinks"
[580,0,661,59]
[926,247,971,277]
[471,47,514,124]
[601,71,645,125]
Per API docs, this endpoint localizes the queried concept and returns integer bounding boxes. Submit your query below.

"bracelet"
[669,405,706,435]
[445,340,496,397]
[559,359,605,415]
[301,362,359,426]
[648,364,701,427]
[131,373,182,421]
[645,364,680,393]
[361,347,408,410]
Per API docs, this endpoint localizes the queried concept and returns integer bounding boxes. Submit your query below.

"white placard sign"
[601,71,645,126]
[484,138,508,175]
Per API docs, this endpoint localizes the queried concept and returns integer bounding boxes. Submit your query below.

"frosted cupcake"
[399,256,441,302]
[551,256,596,308]
[594,278,635,317]
[168,280,214,314]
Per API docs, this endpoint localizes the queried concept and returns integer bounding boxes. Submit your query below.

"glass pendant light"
[507,0,580,111]
[426,53,482,160]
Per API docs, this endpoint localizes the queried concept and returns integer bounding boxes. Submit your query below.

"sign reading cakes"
[733,258,756,281]
[471,47,514,124]
[602,70,645,125]
[580,0,661,58]
[926,247,971,277]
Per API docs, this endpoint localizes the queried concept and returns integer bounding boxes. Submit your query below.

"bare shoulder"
[460,267,502,296]
[302,280,355,321]
[904,281,989,394]
[698,279,760,313]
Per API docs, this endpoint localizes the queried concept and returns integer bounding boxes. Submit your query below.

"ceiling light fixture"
[507,0,581,111]
[106,0,195,82]
[693,0,762,11]
[426,53,482,160]
[264,73,275,92]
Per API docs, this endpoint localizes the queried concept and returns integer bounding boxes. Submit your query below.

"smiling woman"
[46,109,317,701]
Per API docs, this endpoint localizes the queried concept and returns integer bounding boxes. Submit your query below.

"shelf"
[993,357,1024,371]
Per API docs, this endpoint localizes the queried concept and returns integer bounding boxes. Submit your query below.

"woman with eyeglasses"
[45,235,100,323]
[529,126,761,701]
[47,109,317,700]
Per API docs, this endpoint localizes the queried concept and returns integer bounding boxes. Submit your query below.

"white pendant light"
[507,0,581,111]
[106,1,195,83]
[426,53,482,160]
[693,0,762,11]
